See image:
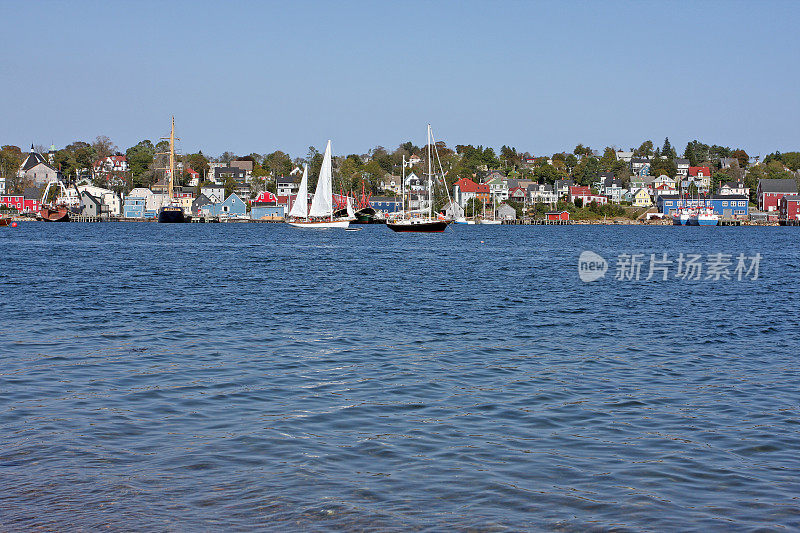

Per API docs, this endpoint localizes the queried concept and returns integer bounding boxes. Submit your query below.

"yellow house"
[632,188,653,207]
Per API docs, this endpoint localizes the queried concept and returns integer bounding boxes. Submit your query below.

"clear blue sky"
[2,0,798,159]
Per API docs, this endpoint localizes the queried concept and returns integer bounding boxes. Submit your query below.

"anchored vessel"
[287,141,353,229]
[40,180,80,222]
[387,124,452,233]
[157,117,188,223]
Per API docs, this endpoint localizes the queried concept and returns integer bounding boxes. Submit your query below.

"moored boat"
[157,116,189,223]
[387,218,449,232]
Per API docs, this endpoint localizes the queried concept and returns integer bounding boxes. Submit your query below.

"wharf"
[502,219,572,225]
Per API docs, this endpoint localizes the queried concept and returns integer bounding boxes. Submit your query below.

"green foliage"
[683,140,732,166]
[764,151,800,172]
[574,198,583,208]
[573,156,600,185]
[126,140,156,189]
[634,140,653,158]
[533,163,565,184]
[599,147,617,172]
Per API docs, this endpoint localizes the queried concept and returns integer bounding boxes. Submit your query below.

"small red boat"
[40,204,70,222]
[0,218,10,227]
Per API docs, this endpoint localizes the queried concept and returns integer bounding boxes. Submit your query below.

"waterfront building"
[201,193,247,218]
[123,187,153,218]
[484,173,509,201]
[779,195,800,220]
[757,179,797,212]
[79,191,104,218]
[658,194,749,218]
[508,186,527,203]
[191,194,213,215]
[546,210,570,221]
[369,196,402,213]
[0,195,40,213]
[496,203,516,220]
[76,185,122,216]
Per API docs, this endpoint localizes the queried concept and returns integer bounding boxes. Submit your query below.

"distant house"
[528,183,557,204]
[250,190,285,219]
[631,188,653,207]
[569,186,608,206]
[779,195,800,220]
[554,179,574,199]
[17,145,60,187]
[496,203,516,220]
[675,158,690,177]
[453,177,490,208]
[757,179,798,212]
[407,154,422,166]
[77,184,122,216]
[201,185,225,203]
[615,151,633,163]
[380,175,402,195]
[719,157,738,169]
[276,176,300,197]
[508,186,527,203]
[201,193,247,218]
[92,155,128,184]
[230,159,254,176]
[719,180,749,197]
[630,157,650,176]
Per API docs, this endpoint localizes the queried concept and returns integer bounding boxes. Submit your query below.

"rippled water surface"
[1,222,799,531]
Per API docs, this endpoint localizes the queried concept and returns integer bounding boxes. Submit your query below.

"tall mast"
[169,116,175,199]
[427,124,432,219]
[401,155,406,219]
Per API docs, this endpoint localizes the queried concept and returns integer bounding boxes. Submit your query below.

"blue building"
[658,194,749,218]
[123,196,145,218]
[370,196,402,213]
[250,205,285,219]
[201,193,247,217]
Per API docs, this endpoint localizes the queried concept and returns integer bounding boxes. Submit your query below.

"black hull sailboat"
[387,219,449,233]
[157,116,189,224]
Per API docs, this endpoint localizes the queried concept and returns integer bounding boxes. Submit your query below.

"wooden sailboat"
[387,124,451,233]
[287,141,352,229]
[157,116,187,223]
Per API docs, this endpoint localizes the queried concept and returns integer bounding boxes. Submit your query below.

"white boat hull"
[287,219,351,229]
[477,219,502,225]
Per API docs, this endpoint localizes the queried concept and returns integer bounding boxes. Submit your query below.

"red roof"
[185,167,199,176]
[454,177,489,193]
[688,166,711,177]
[569,186,591,196]
[509,186,526,195]
[254,191,278,203]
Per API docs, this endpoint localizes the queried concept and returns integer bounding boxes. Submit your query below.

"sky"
[2,0,799,159]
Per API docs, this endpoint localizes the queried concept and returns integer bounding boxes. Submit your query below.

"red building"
[779,195,800,220]
[508,186,527,203]
[0,195,40,213]
[758,178,798,212]
[546,210,570,221]
[569,186,608,206]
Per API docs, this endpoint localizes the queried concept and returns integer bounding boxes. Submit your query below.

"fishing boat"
[387,125,452,233]
[687,204,719,226]
[157,116,188,223]
[672,206,691,225]
[0,217,11,227]
[39,180,80,222]
[287,141,353,229]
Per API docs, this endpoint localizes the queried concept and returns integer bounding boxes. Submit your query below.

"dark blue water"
[1,222,799,531]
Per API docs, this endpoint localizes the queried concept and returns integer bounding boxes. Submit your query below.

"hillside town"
[1,137,799,224]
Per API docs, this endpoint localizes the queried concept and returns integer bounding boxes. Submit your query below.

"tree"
[126,140,156,189]
[635,140,654,158]
[92,135,117,161]
[224,175,237,198]
[0,145,23,193]
[600,147,617,172]
[263,150,293,177]
[731,149,749,169]
[573,144,592,157]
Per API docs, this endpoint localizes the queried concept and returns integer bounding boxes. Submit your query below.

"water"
[1,222,799,531]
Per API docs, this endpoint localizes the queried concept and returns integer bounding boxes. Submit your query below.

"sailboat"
[478,192,502,224]
[287,141,352,229]
[157,116,187,223]
[387,124,451,233]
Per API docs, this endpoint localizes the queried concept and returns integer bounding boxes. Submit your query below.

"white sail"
[289,165,309,218]
[309,141,333,218]
[346,197,355,219]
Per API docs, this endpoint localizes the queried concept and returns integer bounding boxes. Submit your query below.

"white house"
[76,184,122,216]
[201,185,225,203]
